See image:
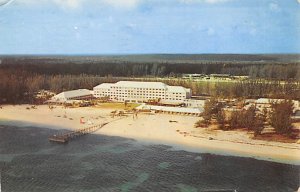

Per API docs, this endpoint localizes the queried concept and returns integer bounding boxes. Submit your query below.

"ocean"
[0,125,299,192]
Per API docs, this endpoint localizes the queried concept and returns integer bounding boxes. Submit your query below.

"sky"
[0,0,299,54]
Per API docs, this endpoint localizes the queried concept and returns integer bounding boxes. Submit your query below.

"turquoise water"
[0,125,299,192]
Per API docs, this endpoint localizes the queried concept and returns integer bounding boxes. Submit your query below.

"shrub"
[270,100,294,134]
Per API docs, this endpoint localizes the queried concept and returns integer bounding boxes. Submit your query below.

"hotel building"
[93,81,192,103]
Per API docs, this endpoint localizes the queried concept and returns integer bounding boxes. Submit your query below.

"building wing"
[52,89,93,102]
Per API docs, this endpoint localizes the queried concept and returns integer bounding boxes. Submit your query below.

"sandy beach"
[0,104,299,165]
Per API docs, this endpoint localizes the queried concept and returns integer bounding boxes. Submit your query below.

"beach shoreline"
[0,104,299,165]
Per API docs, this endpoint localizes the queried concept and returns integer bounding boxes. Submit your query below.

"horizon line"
[1,53,300,57]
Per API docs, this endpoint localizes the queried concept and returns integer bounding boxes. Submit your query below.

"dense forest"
[0,55,299,104]
[1,55,300,79]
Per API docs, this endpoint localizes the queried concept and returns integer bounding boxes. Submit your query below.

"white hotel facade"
[93,81,192,104]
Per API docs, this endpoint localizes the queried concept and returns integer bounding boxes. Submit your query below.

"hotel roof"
[114,81,167,89]
[167,86,190,93]
[94,83,114,89]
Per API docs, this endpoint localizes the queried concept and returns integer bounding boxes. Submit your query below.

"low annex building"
[50,89,93,103]
[136,104,203,116]
[93,81,192,103]
[244,98,300,113]
[184,99,205,108]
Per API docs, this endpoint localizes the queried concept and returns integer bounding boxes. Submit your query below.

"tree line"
[0,58,299,104]
[0,70,299,104]
[1,57,300,79]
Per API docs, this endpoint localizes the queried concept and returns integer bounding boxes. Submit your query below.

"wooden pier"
[49,122,108,144]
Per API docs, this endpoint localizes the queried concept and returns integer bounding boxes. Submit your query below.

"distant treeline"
[1,57,300,80]
[0,57,299,103]
[0,69,299,104]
